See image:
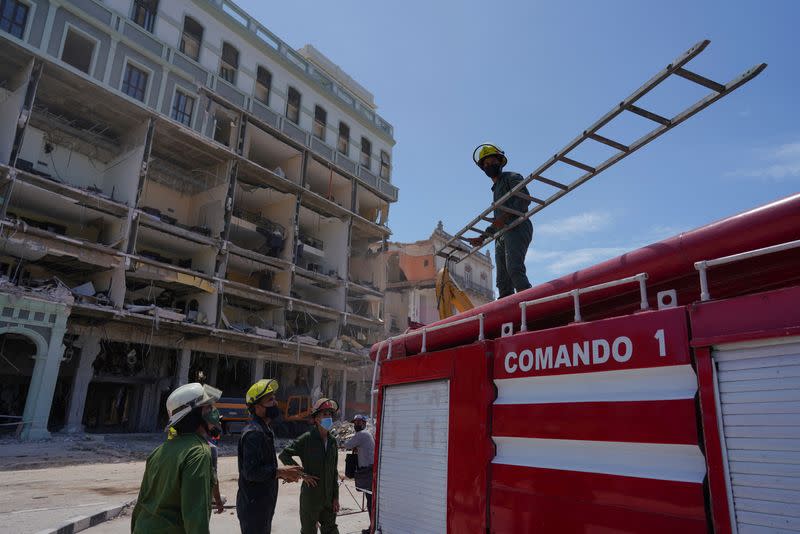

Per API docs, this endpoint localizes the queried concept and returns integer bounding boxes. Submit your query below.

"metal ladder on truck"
[436,40,766,264]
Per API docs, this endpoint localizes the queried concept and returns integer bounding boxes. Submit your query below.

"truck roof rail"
[695,239,800,302]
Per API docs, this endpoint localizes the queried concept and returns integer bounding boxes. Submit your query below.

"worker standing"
[279,398,341,534]
[342,414,375,534]
[468,144,533,298]
[131,382,223,534]
[237,378,304,534]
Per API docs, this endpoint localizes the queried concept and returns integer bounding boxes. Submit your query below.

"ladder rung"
[626,104,671,126]
[513,191,546,205]
[558,156,595,173]
[674,67,726,93]
[534,175,568,190]
[468,226,488,235]
[497,205,525,217]
[587,133,629,152]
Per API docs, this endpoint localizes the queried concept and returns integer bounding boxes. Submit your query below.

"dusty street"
[0,433,369,534]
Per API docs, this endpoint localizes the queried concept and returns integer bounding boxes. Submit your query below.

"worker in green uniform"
[131,382,223,534]
[468,143,533,298]
[279,398,341,534]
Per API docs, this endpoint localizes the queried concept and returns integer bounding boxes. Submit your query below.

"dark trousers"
[300,499,339,534]
[495,223,533,298]
[237,493,276,534]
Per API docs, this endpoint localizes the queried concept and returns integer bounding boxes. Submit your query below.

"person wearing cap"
[279,397,341,534]
[237,378,304,534]
[342,415,375,534]
[467,144,533,298]
[131,382,223,534]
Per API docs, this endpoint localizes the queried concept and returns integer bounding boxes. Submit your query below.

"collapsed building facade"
[0,0,397,439]
[384,222,494,335]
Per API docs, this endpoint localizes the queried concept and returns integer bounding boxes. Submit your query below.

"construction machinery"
[366,41,790,533]
[218,394,313,437]
[435,262,475,319]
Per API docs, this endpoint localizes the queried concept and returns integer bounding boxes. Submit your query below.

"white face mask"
[320,417,333,430]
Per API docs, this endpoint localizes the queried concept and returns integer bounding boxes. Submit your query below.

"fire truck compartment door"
[713,338,800,533]
[376,379,449,533]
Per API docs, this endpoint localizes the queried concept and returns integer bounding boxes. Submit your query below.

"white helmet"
[166,382,222,428]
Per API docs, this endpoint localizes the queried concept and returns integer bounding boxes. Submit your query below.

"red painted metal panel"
[690,285,800,347]
[491,466,707,534]
[488,307,711,532]
[693,346,732,534]
[373,193,800,360]
[493,399,699,445]
[373,342,493,534]
[494,308,690,379]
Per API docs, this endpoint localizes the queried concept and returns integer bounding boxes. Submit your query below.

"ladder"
[436,40,766,263]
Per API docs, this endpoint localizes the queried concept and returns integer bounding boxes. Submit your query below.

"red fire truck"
[368,193,800,533]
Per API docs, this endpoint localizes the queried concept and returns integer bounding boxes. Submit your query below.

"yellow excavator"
[435,262,475,319]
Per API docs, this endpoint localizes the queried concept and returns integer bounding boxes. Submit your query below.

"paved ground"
[92,454,371,534]
[0,433,370,534]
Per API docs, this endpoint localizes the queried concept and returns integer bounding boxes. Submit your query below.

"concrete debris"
[253,327,278,338]
[329,420,375,447]
[124,304,186,322]
[71,281,96,297]
[0,276,74,304]
[292,334,319,346]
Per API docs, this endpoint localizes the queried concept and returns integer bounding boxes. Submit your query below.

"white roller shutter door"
[714,339,800,533]
[376,380,449,534]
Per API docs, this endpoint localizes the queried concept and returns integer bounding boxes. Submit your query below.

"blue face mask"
[320,417,333,430]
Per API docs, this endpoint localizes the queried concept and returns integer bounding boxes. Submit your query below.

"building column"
[208,357,219,385]
[21,319,68,440]
[311,362,323,403]
[64,335,102,433]
[175,348,191,387]
[250,358,265,385]
[340,369,348,421]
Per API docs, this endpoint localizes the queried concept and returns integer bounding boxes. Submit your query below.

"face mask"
[320,417,333,430]
[265,404,281,420]
[483,163,502,179]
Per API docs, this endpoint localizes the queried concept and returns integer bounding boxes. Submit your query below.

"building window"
[380,150,391,179]
[61,28,95,74]
[131,0,158,33]
[171,90,195,127]
[286,86,300,124]
[337,122,349,156]
[219,42,238,84]
[360,137,371,169]
[254,66,271,105]
[179,16,203,61]
[121,63,148,102]
[465,264,473,284]
[313,105,326,141]
[0,0,29,39]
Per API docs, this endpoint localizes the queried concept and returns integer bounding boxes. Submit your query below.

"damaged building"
[0,0,396,439]
[385,222,494,335]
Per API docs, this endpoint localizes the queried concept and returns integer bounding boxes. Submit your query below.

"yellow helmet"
[246,378,279,405]
[473,143,508,168]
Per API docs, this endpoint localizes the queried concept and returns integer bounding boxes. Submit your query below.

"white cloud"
[535,211,612,238]
[726,141,800,181]
[526,246,631,276]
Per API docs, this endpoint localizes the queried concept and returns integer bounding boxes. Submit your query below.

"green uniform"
[279,426,340,534]
[131,433,213,534]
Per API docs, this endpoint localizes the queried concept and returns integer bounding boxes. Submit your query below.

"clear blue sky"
[240,0,799,284]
